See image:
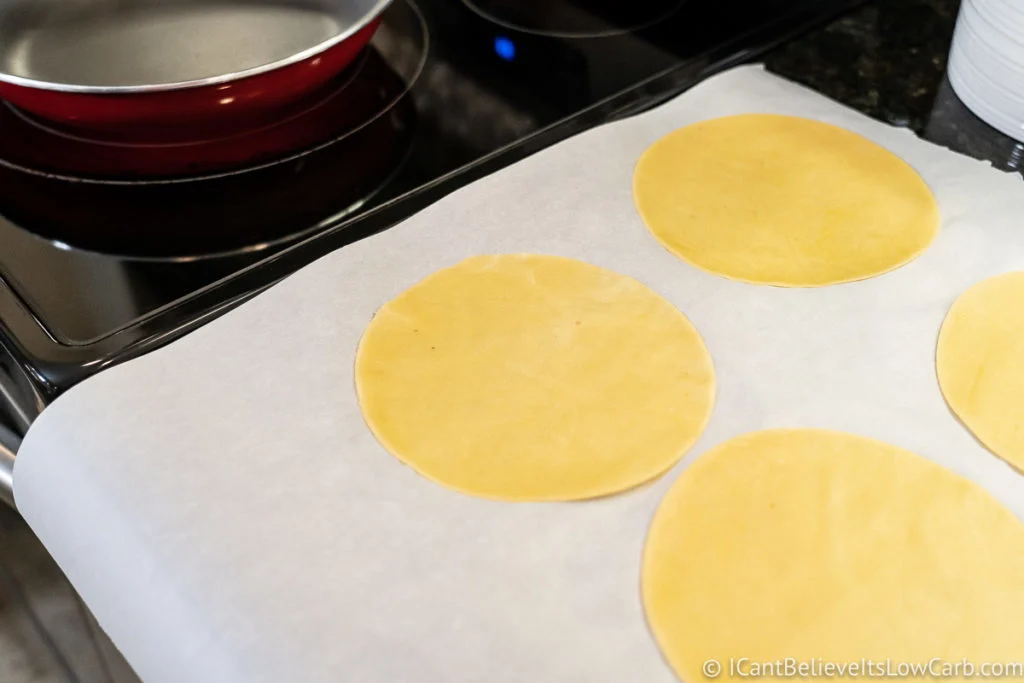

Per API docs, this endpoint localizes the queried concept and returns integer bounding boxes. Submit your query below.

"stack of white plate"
[948,0,1024,141]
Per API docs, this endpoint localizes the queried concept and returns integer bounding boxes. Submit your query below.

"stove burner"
[0,0,428,259]
[461,0,684,38]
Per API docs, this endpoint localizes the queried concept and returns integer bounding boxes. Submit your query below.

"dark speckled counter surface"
[765,0,1024,175]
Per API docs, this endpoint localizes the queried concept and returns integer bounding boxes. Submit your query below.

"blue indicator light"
[494,36,515,61]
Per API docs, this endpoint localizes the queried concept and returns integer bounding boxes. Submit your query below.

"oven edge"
[0,343,41,507]
[0,422,17,507]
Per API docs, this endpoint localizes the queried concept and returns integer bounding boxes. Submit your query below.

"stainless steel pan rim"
[0,0,394,94]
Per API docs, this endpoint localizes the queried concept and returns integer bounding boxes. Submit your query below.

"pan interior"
[0,0,360,88]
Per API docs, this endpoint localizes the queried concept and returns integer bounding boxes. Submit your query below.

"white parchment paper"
[14,65,1024,683]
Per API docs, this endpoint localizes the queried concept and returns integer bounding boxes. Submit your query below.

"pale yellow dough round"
[938,271,1024,472]
[355,254,715,501]
[643,429,1024,683]
[632,114,939,287]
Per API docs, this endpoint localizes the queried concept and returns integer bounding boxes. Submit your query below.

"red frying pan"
[0,0,391,140]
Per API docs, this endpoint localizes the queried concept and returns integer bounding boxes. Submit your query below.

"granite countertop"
[766,0,1024,175]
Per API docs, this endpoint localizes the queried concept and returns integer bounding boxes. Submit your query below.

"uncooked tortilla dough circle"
[632,114,940,287]
[938,271,1024,472]
[355,254,715,502]
[643,429,1024,682]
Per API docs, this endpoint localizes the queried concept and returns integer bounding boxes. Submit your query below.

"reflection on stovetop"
[0,0,863,398]
[461,0,685,38]
[0,229,247,345]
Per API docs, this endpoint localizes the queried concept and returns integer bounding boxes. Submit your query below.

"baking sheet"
[14,65,1024,683]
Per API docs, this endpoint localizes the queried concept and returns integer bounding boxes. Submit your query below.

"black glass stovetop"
[0,0,861,425]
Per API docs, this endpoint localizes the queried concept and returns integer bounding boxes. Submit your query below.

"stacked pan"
[948,0,1024,142]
